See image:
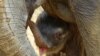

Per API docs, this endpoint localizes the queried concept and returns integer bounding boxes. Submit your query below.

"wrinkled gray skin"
[0,0,37,56]
[0,0,100,56]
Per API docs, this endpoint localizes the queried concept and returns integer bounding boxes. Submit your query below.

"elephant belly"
[42,0,75,23]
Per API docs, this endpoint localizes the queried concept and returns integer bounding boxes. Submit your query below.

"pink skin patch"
[39,47,47,56]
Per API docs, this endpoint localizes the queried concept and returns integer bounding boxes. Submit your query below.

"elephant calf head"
[26,0,100,56]
[28,11,84,56]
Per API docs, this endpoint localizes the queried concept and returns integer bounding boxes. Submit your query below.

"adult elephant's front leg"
[69,0,100,56]
[0,0,37,56]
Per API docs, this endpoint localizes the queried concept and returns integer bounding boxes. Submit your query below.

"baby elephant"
[28,11,84,56]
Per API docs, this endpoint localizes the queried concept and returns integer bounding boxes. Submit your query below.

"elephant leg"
[0,0,37,56]
[69,0,100,56]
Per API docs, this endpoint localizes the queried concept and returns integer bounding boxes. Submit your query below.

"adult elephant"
[0,0,37,56]
[0,0,100,56]
[40,0,100,56]
[26,0,100,56]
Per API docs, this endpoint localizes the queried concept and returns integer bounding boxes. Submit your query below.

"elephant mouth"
[39,47,48,56]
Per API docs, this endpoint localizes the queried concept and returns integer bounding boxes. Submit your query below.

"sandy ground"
[26,6,45,56]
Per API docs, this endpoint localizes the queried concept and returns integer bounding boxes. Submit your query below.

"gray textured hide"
[0,0,37,56]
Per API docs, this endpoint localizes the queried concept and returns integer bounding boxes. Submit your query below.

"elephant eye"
[54,32,63,40]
